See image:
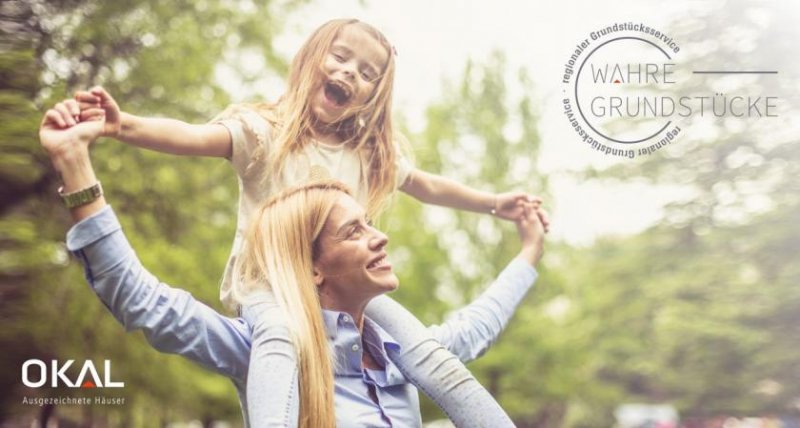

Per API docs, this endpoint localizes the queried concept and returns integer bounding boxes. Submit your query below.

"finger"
[74,90,101,103]
[526,194,543,204]
[80,108,106,122]
[90,86,113,104]
[54,102,76,126]
[523,203,532,218]
[90,86,120,116]
[520,201,540,213]
[78,100,101,110]
[44,109,67,128]
[534,206,549,222]
[510,192,530,203]
[536,208,551,232]
[64,99,80,118]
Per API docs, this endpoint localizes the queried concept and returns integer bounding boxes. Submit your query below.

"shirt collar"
[321,310,401,348]
[321,309,405,386]
[321,309,342,341]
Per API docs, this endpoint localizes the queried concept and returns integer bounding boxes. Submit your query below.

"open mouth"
[324,80,352,107]
[366,254,390,270]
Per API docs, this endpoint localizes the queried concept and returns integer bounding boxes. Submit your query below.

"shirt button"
[342,315,350,323]
[351,344,360,352]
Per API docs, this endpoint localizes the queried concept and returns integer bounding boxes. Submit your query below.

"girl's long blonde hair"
[247,18,404,218]
[232,180,353,428]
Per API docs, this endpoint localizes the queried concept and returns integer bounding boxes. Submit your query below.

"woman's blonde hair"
[232,180,353,428]
[247,18,404,218]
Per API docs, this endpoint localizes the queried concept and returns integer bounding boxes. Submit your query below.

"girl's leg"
[365,295,514,427]
[241,291,300,428]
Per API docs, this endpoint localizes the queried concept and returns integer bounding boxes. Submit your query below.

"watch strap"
[58,182,103,209]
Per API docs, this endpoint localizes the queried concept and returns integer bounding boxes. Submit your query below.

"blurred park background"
[1,0,798,426]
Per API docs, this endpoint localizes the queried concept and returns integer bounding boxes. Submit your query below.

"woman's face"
[311,24,389,125]
[313,194,398,309]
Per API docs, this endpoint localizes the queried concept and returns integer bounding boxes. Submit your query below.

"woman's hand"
[40,99,103,166]
[73,86,122,138]
[515,203,548,266]
[40,99,106,220]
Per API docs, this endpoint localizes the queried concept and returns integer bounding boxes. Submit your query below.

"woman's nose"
[369,229,388,250]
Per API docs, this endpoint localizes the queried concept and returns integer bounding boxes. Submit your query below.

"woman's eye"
[333,53,345,62]
[349,226,363,239]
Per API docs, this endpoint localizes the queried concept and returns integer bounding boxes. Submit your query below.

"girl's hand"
[494,192,549,225]
[73,86,122,137]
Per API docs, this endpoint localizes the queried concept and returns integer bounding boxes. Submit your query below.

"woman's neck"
[319,294,368,333]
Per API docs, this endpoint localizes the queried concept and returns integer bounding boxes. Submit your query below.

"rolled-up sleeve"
[210,105,270,178]
[66,206,252,383]
[428,258,538,363]
[395,155,414,189]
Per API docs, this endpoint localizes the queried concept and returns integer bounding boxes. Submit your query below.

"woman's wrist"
[53,149,106,221]
[54,150,96,192]
[51,146,90,178]
[518,245,543,266]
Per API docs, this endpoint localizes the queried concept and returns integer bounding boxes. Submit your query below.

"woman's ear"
[312,265,324,287]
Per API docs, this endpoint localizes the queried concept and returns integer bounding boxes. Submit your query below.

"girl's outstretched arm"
[400,168,549,228]
[75,87,232,158]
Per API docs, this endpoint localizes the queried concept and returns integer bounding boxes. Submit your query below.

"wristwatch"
[58,182,103,208]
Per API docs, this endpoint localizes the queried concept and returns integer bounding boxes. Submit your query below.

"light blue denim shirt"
[66,206,537,427]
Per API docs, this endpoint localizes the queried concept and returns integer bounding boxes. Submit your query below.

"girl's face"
[311,25,389,126]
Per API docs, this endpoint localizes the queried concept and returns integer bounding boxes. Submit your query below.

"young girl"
[73,18,546,427]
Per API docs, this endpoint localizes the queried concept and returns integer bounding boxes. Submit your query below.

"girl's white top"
[213,105,413,309]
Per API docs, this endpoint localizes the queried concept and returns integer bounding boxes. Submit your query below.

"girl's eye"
[366,217,374,227]
[333,53,345,62]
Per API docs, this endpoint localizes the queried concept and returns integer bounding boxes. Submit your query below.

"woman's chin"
[382,275,400,293]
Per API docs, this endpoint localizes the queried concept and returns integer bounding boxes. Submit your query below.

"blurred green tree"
[383,52,589,426]
[563,0,800,425]
[0,0,305,426]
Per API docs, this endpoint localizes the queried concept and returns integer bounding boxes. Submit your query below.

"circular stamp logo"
[561,22,778,159]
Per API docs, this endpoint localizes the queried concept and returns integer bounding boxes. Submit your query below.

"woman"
[41,102,546,427]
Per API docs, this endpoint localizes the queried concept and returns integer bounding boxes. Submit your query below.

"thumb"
[90,86,121,136]
[90,87,119,113]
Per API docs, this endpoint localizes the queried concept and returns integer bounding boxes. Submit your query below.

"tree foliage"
[1,0,304,425]
[560,1,800,425]
[1,0,797,426]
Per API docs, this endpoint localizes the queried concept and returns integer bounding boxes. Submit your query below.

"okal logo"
[562,22,778,158]
[22,359,124,388]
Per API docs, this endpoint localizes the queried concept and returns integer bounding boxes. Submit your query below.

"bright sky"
[229,0,781,245]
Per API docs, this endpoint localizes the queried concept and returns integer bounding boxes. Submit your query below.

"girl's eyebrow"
[331,43,381,74]
[330,44,352,54]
